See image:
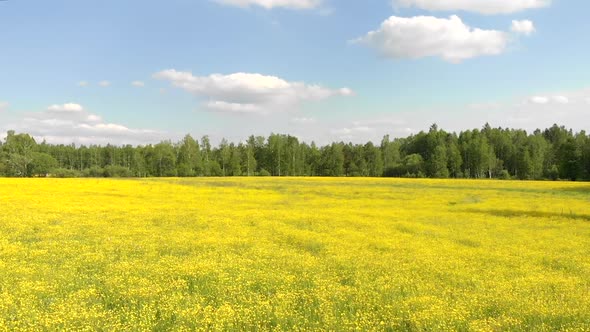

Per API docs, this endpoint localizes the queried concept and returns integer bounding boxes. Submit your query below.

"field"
[0,178,589,331]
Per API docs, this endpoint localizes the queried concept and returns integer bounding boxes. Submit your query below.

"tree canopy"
[1,124,589,180]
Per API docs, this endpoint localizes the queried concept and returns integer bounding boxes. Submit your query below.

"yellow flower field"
[0,178,589,331]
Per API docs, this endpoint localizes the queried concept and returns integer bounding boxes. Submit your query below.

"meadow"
[0,178,589,331]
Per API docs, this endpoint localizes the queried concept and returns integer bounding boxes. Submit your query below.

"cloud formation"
[0,102,9,112]
[132,81,145,87]
[497,90,590,128]
[313,87,590,143]
[354,15,510,63]
[98,81,111,87]
[78,81,89,87]
[154,69,353,114]
[326,118,415,142]
[214,0,322,9]
[393,0,550,15]
[528,95,569,105]
[1,103,164,145]
[290,117,317,125]
[511,20,536,35]
[47,103,85,112]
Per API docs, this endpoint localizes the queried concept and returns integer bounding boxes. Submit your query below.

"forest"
[1,123,589,181]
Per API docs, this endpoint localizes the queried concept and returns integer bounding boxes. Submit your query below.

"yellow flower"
[0,177,588,330]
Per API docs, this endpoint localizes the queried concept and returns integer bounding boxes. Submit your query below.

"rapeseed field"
[0,178,589,331]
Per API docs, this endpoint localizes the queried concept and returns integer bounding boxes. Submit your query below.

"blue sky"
[0,0,588,145]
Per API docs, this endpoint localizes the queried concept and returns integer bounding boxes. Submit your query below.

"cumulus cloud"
[1,103,164,145]
[529,96,549,104]
[309,87,590,144]
[323,118,418,143]
[206,101,262,114]
[214,0,322,9]
[458,88,590,132]
[290,117,317,125]
[353,15,509,63]
[98,81,111,87]
[132,81,145,87]
[78,81,89,87]
[86,114,102,122]
[330,125,375,141]
[393,0,550,15]
[332,126,372,135]
[511,20,536,35]
[154,69,353,114]
[528,95,569,104]
[47,103,84,112]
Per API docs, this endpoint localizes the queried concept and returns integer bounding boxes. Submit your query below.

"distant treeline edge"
[1,123,589,180]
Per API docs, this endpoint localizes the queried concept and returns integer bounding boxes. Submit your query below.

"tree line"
[1,123,589,180]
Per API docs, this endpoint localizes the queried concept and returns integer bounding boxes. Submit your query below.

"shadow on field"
[555,186,590,195]
[459,208,590,222]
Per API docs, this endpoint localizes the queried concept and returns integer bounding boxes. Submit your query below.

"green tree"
[447,136,463,178]
[200,136,212,176]
[364,142,383,177]
[403,154,424,177]
[268,134,285,176]
[320,143,345,176]
[4,131,37,177]
[219,139,231,176]
[560,138,581,181]
[431,145,449,178]
[381,135,401,171]
[229,143,242,176]
[150,142,177,177]
[245,136,257,176]
[177,134,201,176]
[30,152,58,177]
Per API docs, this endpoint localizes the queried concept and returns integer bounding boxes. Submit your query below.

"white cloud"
[552,95,569,104]
[154,69,353,114]
[463,88,590,133]
[353,15,509,63]
[87,114,102,122]
[206,101,263,114]
[528,95,569,105]
[290,117,317,124]
[0,102,8,112]
[215,0,322,10]
[78,81,89,87]
[326,121,416,142]
[47,103,84,112]
[132,81,145,87]
[1,103,165,145]
[511,20,536,35]
[98,80,111,87]
[331,125,374,137]
[354,118,407,127]
[339,88,355,96]
[306,87,590,144]
[529,96,549,104]
[393,0,550,15]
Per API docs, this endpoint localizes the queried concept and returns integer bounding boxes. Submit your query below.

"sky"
[0,0,589,145]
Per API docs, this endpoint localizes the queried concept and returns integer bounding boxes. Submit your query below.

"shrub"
[498,170,511,180]
[83,166,105,177]
[103,165,133,178]
[52,168,81,178]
